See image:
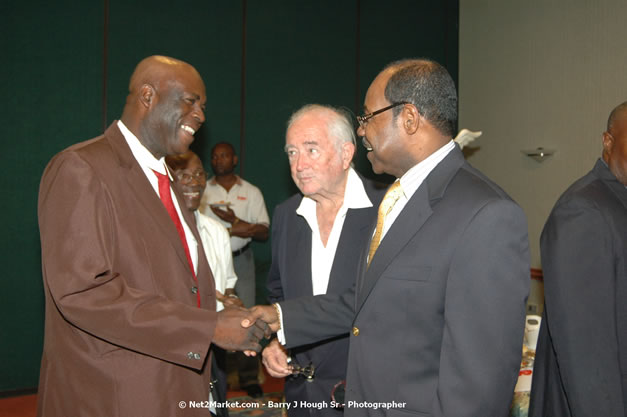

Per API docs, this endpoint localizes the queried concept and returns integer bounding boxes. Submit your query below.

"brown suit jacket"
[37,122,217,417]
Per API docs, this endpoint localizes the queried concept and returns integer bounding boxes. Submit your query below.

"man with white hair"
[262,104,384,416]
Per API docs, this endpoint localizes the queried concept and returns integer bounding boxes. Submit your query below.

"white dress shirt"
[117,120,198,273]
[200,176,270,251]
[195,211,238,311]
[277,168,372,343]
[296,168,373,295]
[381,140,456,240]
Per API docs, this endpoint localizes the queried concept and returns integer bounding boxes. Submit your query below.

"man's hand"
[210,206,237,223]
[262,339,291,377]
[213,306,268,353]
[241,304,280,333]
[216,290,244,308]
[210,206,269,240]
[241,304,280,356]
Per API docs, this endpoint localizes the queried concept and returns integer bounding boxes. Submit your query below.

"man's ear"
[341,142,356,169]
[139,84,155,108]
[233,155,239,166]
[402,104,420,135]
[603,131,614,153]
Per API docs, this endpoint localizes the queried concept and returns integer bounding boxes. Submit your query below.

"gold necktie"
[368,181,403,267]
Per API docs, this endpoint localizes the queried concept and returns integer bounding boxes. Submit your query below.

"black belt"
[232,243,250,257]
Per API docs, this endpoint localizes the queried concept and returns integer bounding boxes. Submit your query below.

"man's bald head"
[120,55,206,159]
[606,101,627,133]
[128,55,202,96]
[165,149,201,172]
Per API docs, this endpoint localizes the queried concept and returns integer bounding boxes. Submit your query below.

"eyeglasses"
[357,102,408,128]
[174,171,208,184]
[290,362,315,381]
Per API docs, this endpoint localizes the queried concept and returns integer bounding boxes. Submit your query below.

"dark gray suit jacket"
[529,159,627,417]
[267,174,384,417]
[280,146,530,417]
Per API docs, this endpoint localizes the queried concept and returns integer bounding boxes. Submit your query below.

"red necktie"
[153,170,200,307]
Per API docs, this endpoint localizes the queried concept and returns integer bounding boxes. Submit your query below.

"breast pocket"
[386,265,432,282]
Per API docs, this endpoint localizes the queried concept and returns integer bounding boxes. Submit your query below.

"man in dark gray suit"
[529,102,627,417]
[262,104,383,416]
[245,59,530,417]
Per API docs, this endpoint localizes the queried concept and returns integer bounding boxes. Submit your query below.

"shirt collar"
[296,167,372,217]
[208,175,243,186]
[117,120,171,179]
[399,140,455,200]
[194,211,207,231]
[344,167,373,209]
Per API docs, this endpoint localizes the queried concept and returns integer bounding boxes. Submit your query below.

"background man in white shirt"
[200,142,270,397]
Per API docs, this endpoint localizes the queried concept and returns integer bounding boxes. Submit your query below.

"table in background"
[510,346,535,417]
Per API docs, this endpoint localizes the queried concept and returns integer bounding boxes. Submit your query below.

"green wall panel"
[354,0,459,180]
[0,0,103,391]
[244,0,360,278]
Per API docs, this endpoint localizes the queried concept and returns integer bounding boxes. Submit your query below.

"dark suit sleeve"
[38,152,216,369]
[266,206,285,304]
[435,199,530,417]
[540,197,624,416]
[280,290,355,349]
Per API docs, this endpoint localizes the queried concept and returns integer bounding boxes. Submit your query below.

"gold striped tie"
[368,181,403,267]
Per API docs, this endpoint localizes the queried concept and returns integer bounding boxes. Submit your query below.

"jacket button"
[191,286,198,294]
[352,327,359,336]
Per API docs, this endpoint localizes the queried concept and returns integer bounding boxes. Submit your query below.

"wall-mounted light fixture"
[522,147,555,162]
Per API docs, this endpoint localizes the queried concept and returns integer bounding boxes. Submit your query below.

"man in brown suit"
[37,56,267,417]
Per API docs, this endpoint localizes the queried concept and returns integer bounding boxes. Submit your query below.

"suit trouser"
[232,247,260,387]
[211,347,229,417]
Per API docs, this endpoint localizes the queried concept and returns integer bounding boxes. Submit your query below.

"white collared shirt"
[276,168,372,343]
[381,140,456,241]
[117,120,198,273]
[200,176,270,251]
[296,168,373,295]
[195,211,238,311]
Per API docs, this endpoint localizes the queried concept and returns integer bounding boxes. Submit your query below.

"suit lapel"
[356,185,432,309]
[173,184,216,295]
[284,212,313,298]
[610,182,627,209]
[355,146,465,312]
[327,206,376,294]
[328,176,383,295]
[105,123,192,273]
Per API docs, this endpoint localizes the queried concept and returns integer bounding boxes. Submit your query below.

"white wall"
[459,0,627,271]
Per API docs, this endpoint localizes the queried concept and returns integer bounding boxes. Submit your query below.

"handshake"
[212,304,282,354]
